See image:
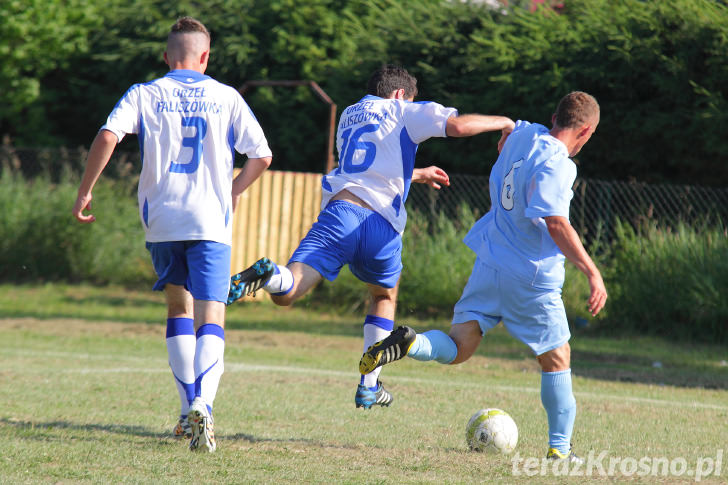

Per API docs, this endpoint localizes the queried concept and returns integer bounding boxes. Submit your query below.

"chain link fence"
[4,145,728,247]
[408,173,728,248]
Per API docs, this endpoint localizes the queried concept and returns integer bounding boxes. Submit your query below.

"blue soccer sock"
[263,263,294,295]
[407,330,457,364]
[540,369,576,454]
[194,323,225,412]
[166,317,196,415]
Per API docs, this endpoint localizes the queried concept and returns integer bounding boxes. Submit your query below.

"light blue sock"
[541,369,576,454]
[407,330,457,364]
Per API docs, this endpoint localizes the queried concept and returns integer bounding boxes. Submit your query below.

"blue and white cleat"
[227,257,275,305]
[355,381,393,409]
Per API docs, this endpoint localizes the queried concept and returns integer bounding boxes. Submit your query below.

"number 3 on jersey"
[170,116,207,173]
[500,159,523,211]
[337,123,380,174]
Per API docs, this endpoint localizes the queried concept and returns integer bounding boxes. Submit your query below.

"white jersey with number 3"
[101,69,272,245]
[321,95,457,234]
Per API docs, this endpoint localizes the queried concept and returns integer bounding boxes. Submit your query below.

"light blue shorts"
[451,257,570,356]
[289,200,402,288]
[146,240,231,303]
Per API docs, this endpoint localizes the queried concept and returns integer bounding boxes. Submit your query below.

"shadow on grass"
[0,418,361,449]
[0,417,161,440]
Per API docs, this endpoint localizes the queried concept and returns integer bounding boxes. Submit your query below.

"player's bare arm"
[544,215,607,316]
[72,129,118,223]
[231,156,272,212]
[412,166,450,190]
[445,114,515,138]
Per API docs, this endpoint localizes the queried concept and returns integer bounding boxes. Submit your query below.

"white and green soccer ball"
[465,408,518,454]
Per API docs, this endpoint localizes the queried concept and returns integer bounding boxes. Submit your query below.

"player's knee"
[370,292,394,305]
[270,293,294,306]
[167,303,191,318]
[447,321,482,364]
[537,343,571,372]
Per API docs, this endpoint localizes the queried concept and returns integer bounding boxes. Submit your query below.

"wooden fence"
[230,170,322,283]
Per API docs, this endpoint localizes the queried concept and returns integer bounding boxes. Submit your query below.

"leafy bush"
[596,220,728,344]
[4,0,728,187]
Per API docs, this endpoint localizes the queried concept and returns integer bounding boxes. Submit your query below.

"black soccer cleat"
[359,326,416,375]
[227,257,275,305]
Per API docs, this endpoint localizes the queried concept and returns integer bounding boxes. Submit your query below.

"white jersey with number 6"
[321,95,457,234]
[464,120,577,289]
[101,69,272,245]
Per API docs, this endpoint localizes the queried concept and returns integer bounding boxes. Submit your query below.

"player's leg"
[146,242,196,439]
[227,257,293,303]
[269,262,323,306]
[355,282,398,408]
[228,203,354,305]
[359,257,498,373]
[538,343,579,461]
[498,273,578,462]
[185,241,230,453]
[164,284,195,439]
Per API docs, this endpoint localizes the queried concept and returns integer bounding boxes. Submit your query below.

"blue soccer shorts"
[451,257,570,356]
[146,240,231,303]
[289,200,402,288]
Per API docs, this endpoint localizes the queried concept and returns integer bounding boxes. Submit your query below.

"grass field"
[1,285,727,484]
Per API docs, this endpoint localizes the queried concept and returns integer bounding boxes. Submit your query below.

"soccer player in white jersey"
[228,65,514,409]
[71,17,272,452]
[360,92,607,461]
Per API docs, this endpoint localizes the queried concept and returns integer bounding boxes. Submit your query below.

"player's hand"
[497,126,513,153]
[72,193,96,223]
[587,272,607,316]
[413,165,450,190]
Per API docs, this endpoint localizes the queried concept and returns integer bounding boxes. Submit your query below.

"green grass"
[1,284,727,484]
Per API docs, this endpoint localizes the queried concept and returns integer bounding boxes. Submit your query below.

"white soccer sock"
[166,318,196,416]
[361,316,394,389]
[194,324,225,411]
[263,263,294,295]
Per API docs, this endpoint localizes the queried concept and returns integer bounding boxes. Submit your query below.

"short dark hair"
[169,16,210,39]
[366,64,418,99]
[554,91,600,129]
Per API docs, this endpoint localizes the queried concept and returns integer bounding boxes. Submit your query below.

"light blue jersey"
[321,95,457,234]
[464,120,577,289]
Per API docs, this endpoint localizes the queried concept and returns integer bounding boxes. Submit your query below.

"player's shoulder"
[402,99,454,121]
[405,99,447,111]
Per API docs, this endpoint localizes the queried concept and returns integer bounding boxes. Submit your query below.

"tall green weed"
[597,220,728,343]
[0,170,154,285]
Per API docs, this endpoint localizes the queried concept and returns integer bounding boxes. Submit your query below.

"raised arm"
[231,156,272,212]
[545,215,607,316]
[446,114,515,138]
[72,129,118,223]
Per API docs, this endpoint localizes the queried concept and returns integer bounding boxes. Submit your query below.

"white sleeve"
[402,101,458,144]
[101,84,142,142]
[233,95,272,159]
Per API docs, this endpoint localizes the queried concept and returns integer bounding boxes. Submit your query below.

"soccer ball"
[465,408,518,454]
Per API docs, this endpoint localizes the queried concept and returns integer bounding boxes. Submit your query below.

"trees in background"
[1,0,727,185]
